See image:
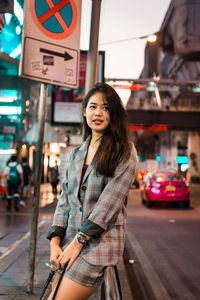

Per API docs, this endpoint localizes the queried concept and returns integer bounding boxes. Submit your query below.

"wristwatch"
[76,232,87,245]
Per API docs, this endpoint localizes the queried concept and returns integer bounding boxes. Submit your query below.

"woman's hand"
[50,237,63,271]
[58,238,83,271]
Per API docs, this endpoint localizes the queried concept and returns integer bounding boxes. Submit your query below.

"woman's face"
[84,92,110,135]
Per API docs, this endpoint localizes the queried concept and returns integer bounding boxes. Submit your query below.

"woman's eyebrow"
[88,101,108,106]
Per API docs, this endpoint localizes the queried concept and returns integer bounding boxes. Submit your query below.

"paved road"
[125,184,200,300]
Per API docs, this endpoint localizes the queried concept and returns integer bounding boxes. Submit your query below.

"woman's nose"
[95,107,103,115]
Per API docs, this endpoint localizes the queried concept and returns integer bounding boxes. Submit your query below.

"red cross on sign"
[30,0,78,40]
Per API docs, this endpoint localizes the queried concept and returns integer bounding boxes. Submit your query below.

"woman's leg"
[48,276,97,300]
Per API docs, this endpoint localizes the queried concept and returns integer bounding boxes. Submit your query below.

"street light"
[99,32,159,46]
[147,34,158,43]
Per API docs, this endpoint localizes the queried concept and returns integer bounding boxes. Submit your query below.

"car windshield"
[154,174,183,181]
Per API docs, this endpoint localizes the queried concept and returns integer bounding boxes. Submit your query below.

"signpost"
[19,0,82,88]
[19,0,82,294]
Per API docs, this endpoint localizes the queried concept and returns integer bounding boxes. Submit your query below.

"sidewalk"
[0,184,132,299]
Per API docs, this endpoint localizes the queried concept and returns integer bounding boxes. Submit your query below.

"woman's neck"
[85,134,102,165]
[90,133,102,148]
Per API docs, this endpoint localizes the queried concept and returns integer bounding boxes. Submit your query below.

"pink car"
[141,171,190,208]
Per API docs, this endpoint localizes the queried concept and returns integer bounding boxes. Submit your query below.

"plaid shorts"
[64,255,106,288]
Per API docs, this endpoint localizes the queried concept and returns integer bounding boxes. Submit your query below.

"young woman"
[47,82,138,300]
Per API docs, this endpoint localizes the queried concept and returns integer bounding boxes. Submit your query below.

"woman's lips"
[93,119,103,125]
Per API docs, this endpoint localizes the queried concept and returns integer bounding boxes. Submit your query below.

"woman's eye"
[103,106,109,111]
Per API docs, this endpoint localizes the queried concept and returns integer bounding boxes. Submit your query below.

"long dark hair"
[82,82,132,177]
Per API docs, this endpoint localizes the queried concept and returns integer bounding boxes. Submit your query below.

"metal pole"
[85,0,102,94]
[27,83,48,294]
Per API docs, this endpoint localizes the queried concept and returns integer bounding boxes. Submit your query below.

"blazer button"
[79,207,82,212]
[81,186,87,191]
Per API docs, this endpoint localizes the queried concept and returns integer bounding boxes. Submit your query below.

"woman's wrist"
[73,236,84,249]
[50,236,61,246]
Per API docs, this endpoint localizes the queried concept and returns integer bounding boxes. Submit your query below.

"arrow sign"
[20,0,81,88]
[40,48,73,61]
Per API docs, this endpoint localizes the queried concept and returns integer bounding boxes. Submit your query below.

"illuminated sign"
[0,96,17,103]
[130,124,168,131]
[0,133,14,150]
[0,1,23,59]
[177,156,189,164]
[0,106,22,115]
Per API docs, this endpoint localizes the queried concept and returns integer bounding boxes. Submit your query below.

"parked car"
[141,170,190,208]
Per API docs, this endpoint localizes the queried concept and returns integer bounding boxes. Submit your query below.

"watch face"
[77,233,87,244]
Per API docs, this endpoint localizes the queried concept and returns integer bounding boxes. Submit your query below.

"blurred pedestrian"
[4,154,23,212]
[20,157,32,207]
[0,170,7,201]
[49,161,59,196]
[46,83,138,300]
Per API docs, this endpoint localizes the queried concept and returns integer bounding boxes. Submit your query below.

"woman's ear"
[82,108,86,117]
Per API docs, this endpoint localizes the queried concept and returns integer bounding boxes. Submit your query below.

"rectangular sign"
[22,37,79,87]
[54,102,82,123]
[19,0,82,88]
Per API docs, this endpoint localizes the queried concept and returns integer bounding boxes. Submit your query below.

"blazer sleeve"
[47,154,72,241]
[80,144,138,234]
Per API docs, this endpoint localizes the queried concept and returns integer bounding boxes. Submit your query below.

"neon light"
[8,115,18,121]
[156,156,161,162]
[147,81,155,92]
[9,44,22,58]
[0,97,17,103]
[16,25,21,35]
[181,164,189,172]
[0,149,16,154]
[177,156,189,164]
[0,106,22,115]
[14,0,24,26]
[1,28,14,39]
[4,13,12,25]
[129,124,168,131]
[193,85,200,92]
[0,90,19,97]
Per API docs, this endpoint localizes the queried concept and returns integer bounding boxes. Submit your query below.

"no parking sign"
[19,0,82,88]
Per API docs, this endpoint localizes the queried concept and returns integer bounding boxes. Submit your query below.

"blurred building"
[127,0,200,182]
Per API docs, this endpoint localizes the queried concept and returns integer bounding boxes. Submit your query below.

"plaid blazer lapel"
[74,136,91,195]
[82,163,94,185]
[74,152,85,193]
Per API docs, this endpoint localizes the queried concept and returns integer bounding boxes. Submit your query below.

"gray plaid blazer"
[50,136,138,266]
